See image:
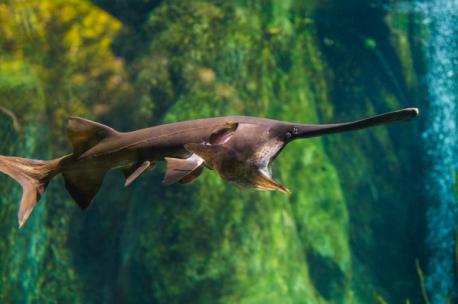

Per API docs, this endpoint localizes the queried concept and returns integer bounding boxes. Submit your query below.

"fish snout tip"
[396,107,419,122]
[405,107,419,118]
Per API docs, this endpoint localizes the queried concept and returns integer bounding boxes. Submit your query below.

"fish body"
[0,108,419,227]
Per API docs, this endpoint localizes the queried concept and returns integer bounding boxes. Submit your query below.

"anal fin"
[63,169,106,209]
[163,154,204,185]
[123,160,154,187]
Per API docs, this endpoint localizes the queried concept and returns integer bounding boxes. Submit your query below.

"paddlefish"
[0,107,419,227]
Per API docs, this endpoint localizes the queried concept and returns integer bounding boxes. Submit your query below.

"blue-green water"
[417,0,458,302]
[0,0,456,303]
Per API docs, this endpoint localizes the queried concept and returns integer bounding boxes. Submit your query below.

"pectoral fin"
[184,143,228,167]
[123,160,154,187]
[163,154,204,185]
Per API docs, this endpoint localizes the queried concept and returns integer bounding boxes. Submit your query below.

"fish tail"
[0,154,64,228]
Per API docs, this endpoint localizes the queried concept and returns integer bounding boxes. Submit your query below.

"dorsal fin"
[67,117,118,156]
[184,143,228,167]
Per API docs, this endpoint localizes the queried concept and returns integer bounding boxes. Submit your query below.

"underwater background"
[0,0,456,303]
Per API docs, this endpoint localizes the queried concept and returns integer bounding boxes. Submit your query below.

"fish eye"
[285,131,292,139]
[292,127,299,135]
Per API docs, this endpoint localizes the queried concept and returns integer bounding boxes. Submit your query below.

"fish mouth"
[224,165,289,194]
[268,145,286,167]
[251,141,289,193]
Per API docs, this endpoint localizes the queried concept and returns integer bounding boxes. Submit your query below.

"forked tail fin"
[0,155,62,228]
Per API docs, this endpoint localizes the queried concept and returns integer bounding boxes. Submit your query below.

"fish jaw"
[216,147,289,194]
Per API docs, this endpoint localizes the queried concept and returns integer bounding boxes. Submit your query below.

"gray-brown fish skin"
[77,116,281,158]
[69,107,419,175]
[0,107,419,228]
